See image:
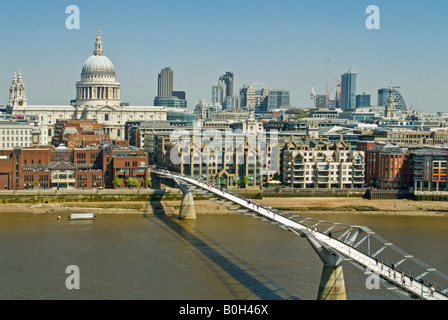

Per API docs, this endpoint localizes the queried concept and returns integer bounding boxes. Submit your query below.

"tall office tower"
[356,92,371,108]
[223,95,239,111]
[211,80,226,105]
[158,67,174,97]
[219,71,234,98]
[267,89,291,110]
[340,69,357,111]
[377,87,407,112]
[240,85,256,108]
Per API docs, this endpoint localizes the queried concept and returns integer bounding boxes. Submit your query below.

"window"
[105,114,109,121]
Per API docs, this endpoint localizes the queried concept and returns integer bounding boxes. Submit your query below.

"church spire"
[386,82,396,118]
[94,28,103,56]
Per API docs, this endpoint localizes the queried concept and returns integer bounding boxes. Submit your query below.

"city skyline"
[0,0,447,112]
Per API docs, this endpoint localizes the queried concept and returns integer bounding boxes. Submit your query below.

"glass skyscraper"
[267,89,291,111]
[341,70,357,111]
[356,92,371,107]
[158,67,174,97]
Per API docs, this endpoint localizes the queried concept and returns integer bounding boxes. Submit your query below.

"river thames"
[0,210,447,300]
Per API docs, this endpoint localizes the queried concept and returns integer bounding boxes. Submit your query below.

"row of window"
[24,175,50,182]
[1,142,32,148]
[2,136,29,141]
[1,130,30,135]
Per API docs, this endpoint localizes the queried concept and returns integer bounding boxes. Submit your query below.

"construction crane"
[325,82,333,107]
[310,59,330,107]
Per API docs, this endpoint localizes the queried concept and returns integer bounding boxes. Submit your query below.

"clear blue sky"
[0,0,447,112]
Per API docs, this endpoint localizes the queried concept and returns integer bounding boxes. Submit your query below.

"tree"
[145,178,151,188]
[112,175,122,188]
[273,172,281,181]
[237,176,249,189]
[127,177,139,188]
[294,112,309,120]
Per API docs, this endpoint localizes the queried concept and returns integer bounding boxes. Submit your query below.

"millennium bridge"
[151,169,448,300]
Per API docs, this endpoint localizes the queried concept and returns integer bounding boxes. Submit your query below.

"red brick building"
[52,120,107,148]
[0,146,54,190]
[365,145,412,189]
[0,144,148,190]
[103,147,148,188]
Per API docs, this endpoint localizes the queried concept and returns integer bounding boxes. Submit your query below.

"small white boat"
[68,213,96,220]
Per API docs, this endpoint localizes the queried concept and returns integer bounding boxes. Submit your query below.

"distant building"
[219,72,234,98]
[155,68,187,108]
[211,82,226,105]
[356,93,371,108]
[223,95,239,111]
[386,130,432,146]
[412,150,448,192]
[267,89,291,111]
[172,91,186,100]
[240,85,256,108]
[314,95,327,108]
[154,96,187,109]
[158,67,174,97]
[378,87,407,112]
[341,70,357,111]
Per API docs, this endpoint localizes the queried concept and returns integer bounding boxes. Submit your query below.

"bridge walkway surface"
[154,170,448,300]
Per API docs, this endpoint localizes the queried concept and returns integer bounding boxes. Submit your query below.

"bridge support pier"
[299,230,347,300]
[179,189,196,220]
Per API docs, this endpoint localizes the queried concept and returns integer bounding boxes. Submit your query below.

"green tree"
[127,177,139,188]
[237,176,249,188]
[273,172,281,181]
[112,175,122,188]
[145,178,151,188]
[294,112,309,120]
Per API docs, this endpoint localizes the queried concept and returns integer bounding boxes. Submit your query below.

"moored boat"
[68,213,96,220]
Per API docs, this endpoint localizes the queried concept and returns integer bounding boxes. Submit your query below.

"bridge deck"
[154,171,448,300]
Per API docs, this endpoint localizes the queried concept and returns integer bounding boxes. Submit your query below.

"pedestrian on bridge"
[429,283,435,297]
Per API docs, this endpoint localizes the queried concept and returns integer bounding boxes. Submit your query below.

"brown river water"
[0,209,447,300]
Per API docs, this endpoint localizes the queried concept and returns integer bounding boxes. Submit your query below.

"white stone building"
[0,121,40,150]
[9,29,167,145]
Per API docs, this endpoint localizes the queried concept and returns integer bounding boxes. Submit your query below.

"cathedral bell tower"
[8,69,27,112]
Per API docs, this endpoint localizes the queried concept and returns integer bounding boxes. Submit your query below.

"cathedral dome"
[82,55,115,74]
[75,28,121,105]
